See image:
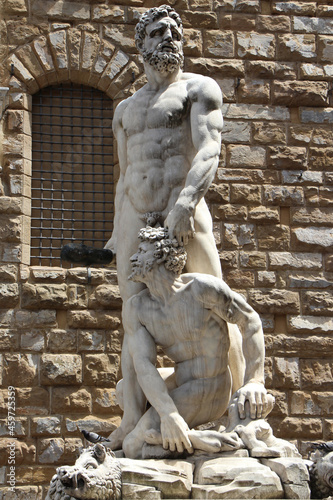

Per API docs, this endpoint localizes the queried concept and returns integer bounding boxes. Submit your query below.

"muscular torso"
[121,76,197,214]
[136,277,230,387]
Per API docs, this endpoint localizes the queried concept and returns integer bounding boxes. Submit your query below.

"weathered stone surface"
[288,273,332,289]
[40,354,82,385]
[92,284,122,308]
[31,417,61,437]
[301,107,333,124]
[301,359,333,390]
[16,387,49,415]
[303,291,333,315]
[39,438,65,464]
[228,145,266,167]
[21,284,67,309]
[2,354,38,387]
[0,438,36,467]
[269,252,322,270]
[0,486,43,499]
[252,122,286,144]
[46,329,76,352]
[183,29,203,57]
[221,121,251,143]
[65,416,120,435]
[204,30,234,58]
[268,146,307,169]
[32,0,90,20]
[77,330,104,351]
[67,310,121,329]
[84,354,120,385]
[282,170,322,184]
[0,284,19,307]
[237,33,275,59]
[273,80,328,107]
[238,254,266,272]
[248,207,280,224]
[248,289,300,314]
[52,387,91,413]
[258,225,290,251]
[194,457,283,499]
[292,227,333,251]
[222,103,289,121]
[273,357,300,389]
[120,458,193,499]
[91,387,120,415]
[92,4,125,22]
[266,333,333,358]
[264,186,304,206]
[223,224,255,249]
[288,315,333,334]
[272,417,322,439]
[20,331,45,351]
[277,34,316,61]
[261,457,310,499]
[230,184,261,204]
[318,35,333,63]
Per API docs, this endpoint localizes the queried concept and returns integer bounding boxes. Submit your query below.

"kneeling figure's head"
[129,226,187,282]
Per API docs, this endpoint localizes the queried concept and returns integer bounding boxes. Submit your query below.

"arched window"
[31,83,114,266]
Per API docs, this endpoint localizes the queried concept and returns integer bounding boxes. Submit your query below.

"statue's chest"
[123,87,190,136]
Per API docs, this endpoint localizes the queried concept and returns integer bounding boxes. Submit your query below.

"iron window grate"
[31,83,114,267]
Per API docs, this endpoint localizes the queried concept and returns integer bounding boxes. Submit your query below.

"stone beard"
[141,46,184,73]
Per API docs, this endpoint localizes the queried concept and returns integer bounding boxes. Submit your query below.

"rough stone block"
[301,359,333,389]
[21,284,67,309]
[31,417,61,437]
[228,145,266,168]
[252,122,286,144]
[221,121,251,143]
[272,2,316,16]
[258,225,290,251]
[318,35,333,62]
[0,438,36,467]
[84,354,120,385]
[248,207,280,224]
[0,284,19,308]
[269,252,322,270]
[258,271,276,286]
[77,330,104,351]
[248,289,300,314]
[288,273,332,289]
[301,107,333,124]
[264,186,304,206]
[272,417,322,439]
[91,388,120,415]
[104,25,136,52]
[120,458,193,499]
[67,310,121,329]
[230,184,261,204]
[92,4,125,22]
[223,224,255,249]
[237,32,275,59]
[187,58,244,78]
[273,80,328,107]
[240,251,266,268]
[20,331,45,351]
[273,357,300,389]
[122,483,162,499]
[16,387,49,416]
[65,416,120,435]
[92,284,122,309]
[32,0,90,20]
[290,391,321,416]
[288,315,333,334]
[303,291,333,316]
[2,354,38,387]
[183,29,203,57]
[214,204,247,221]
[225,269,255,288]
[277,34,316,61]
[222,103,289,121]
[257,14,290,32]
[282,170,322,184]
[204,30,234,57]
[268,146,307,169]
[291,227,333,251]
[52,387,91,413]
[309,147,333,170]
[294,16,333,34]
[40,354,82,385]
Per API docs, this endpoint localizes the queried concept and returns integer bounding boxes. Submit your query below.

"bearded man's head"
[135,5,184,73]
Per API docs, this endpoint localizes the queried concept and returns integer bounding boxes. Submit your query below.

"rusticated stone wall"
[0,0,332,497]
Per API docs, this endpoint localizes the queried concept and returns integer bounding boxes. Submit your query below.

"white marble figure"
[116,226,270,460]
[104,5,245,449]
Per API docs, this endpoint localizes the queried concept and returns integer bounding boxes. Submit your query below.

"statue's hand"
[160,412,193,454]
[165,204,195,246]
[236,382,268,420]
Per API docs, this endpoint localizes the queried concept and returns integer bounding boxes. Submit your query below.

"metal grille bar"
[31,83,114,267]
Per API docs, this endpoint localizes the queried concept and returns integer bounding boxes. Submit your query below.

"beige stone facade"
[0,0,332,497]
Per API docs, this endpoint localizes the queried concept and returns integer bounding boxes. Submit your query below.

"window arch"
[31,83,114,266]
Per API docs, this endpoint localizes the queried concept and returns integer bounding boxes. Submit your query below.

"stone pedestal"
[118,451,311,499]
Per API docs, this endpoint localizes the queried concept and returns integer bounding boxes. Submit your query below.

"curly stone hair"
[135,5,183,52]
[138,226,187,275]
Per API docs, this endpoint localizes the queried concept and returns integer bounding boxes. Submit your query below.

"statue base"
[118,450,310,499]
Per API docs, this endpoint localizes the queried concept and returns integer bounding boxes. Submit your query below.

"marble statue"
[309,442,333,499]
[45,444,121,500]
[104,3,244,450]
[116,226,271,460]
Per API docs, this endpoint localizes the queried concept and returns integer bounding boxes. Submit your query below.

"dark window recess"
[31,83,114,267]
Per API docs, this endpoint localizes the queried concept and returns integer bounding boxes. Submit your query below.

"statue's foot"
[250,446,281,458]
[145,428,163,445]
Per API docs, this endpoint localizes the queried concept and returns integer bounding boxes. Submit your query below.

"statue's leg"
[107,203,148,449]
[185,200,246,395]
